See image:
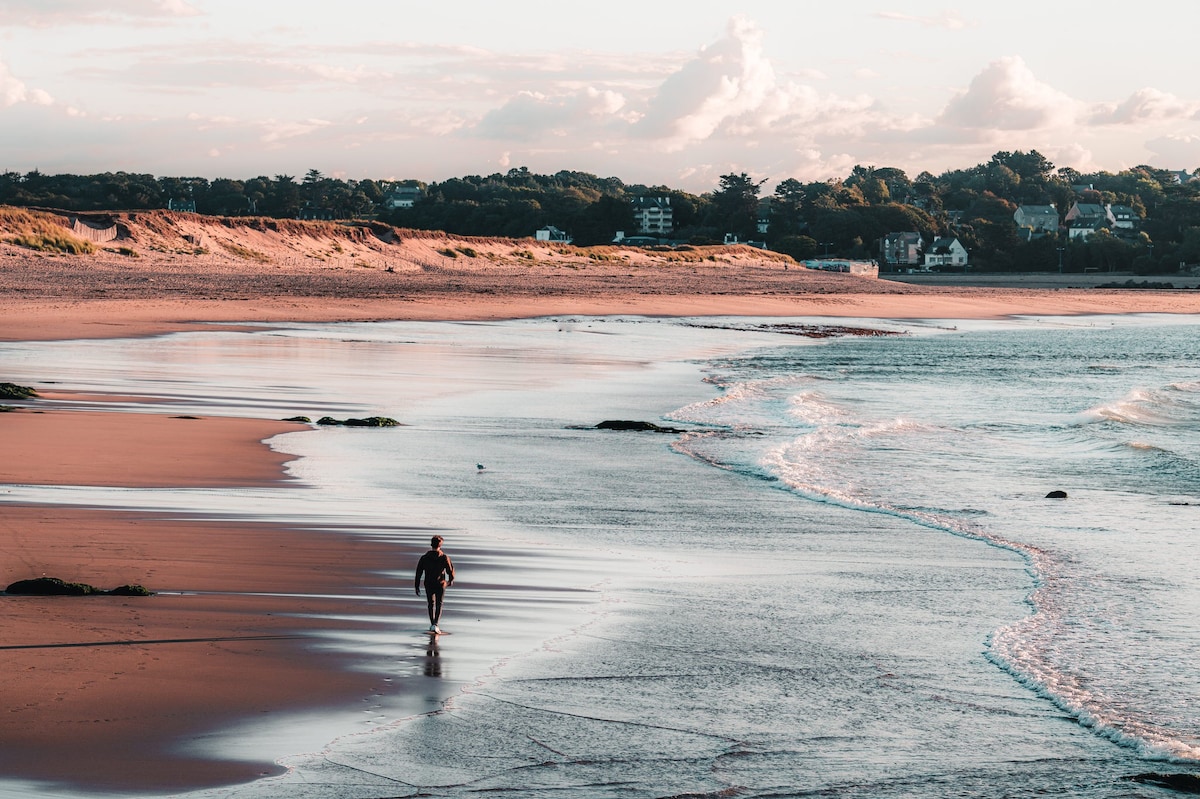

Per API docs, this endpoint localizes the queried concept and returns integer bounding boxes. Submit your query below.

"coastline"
[5,287,1200,343]
[4,255,1200,793]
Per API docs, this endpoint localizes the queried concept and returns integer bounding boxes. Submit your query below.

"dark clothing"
[415,549,455,625]
[415,550,455,591]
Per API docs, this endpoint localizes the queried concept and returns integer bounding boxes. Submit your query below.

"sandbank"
[4,239,1200,342]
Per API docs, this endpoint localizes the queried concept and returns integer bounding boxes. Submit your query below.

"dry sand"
[4,211,1200,792]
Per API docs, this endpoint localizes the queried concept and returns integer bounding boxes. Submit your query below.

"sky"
[1,0,1199,192]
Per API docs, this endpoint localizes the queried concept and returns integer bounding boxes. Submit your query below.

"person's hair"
[431,535,444,548]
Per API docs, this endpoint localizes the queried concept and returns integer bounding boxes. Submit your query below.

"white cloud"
[634,16,780,150]
[874,9,974,29]
[260,118,332,145]
[0,0,199,26]
[1088,88,1200,125]
[0,60,54,107]
[1051,143,1097,173]
[1145,134,1200,169]
[473,87,628,141]
[938,56,1078,131]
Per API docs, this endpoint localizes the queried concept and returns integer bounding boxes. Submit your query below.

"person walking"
[415,535,455,633]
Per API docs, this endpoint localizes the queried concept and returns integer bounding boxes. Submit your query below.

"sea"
[2,313,1200,798]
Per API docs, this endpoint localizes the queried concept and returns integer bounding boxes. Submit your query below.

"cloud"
[259,118,332,145]
[78,57,390,92]
[1088,88,1200,125]
[938,56,1078,130]
[874,10,974,29]
[634,16,780,150]
[0,60,54,107]
[1145,134,1200,168]
[0,0,199,26]
[473,88,628,141]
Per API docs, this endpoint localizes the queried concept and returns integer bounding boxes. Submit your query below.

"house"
[1068,217,1107,240]
[167,198,197,213]
[631,196,673,237]
[1064,202,1115,226]
[756,197,771,235]
[535,225,572,244]
[880,231,923,270]
[613,234,659,246]
[1013,204,1058,237]
[923,237,968,269]
[384,186,423,209]
[1109,204,1139,230]
[298,204,334,221]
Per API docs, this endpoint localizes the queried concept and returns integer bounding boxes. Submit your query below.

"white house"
[1109,204,1139,230]
[536,225,572,244]
[631,196,673,236]
[384,185,423,209]
[923,237,968,268]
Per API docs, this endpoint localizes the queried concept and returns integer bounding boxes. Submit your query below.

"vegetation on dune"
[217,240,272,263]
[0,207,96,254]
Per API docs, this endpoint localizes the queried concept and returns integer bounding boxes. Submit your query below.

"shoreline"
[4,253,1200,793]
[5,287,1200,342]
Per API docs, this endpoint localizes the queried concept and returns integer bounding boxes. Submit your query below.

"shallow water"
[3,315,1199,797]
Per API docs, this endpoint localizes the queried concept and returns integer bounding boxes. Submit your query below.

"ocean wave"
[1080,385,1200,428]
[678,409,1200,766]
[786,390,851,426]
[669,375,829,429]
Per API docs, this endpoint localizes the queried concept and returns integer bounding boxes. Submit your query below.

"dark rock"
[317,416,401,427]
[6,577,98,596]
[1045,490,1068,499]
[282,416,312,423]
[0,382,37,400]
[595,420,684,434]
[1125,773,1200,793]
[109,584,153,597]
[5,577,154,596]
[342,416,401,427]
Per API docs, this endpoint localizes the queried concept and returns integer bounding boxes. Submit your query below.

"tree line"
[3,154,1200,274]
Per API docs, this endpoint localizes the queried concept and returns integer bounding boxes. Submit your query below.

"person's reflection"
[423,634,442,678]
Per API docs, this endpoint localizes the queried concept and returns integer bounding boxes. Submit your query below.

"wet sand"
[4,248,1200,792]
[0,408,430,791]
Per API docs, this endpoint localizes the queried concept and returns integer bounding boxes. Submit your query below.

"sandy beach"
[4,224,1200,793]
[0,408,430,791]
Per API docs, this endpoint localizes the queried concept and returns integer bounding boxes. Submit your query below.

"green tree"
[708,173,765,240]
[773,234,818,261]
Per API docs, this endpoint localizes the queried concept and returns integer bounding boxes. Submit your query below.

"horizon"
[2,2,1199,192]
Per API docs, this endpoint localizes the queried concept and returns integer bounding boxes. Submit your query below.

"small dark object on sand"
[595,420,684,433]
[5,577,153,596]
[1045,490,1068,499]
[0,382,37,400]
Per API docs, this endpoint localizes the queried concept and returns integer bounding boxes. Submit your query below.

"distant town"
[4,151,1199,275]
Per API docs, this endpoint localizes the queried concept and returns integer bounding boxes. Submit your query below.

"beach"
[4,241,1200,796]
